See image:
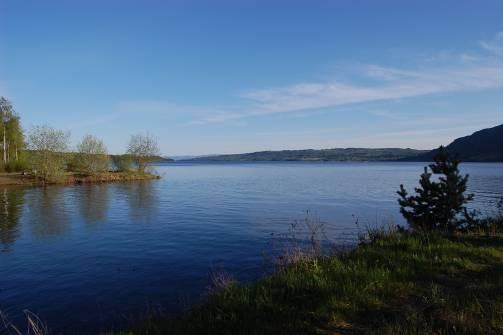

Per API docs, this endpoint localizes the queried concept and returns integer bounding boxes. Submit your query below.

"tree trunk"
[3,126,6,164]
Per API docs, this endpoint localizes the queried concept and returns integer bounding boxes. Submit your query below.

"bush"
[0,153,28,173]
[27,125,70,182]
[73,135,110,175]
[111,154,133,172]
[5,160,28,173]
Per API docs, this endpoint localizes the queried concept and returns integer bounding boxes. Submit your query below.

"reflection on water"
[0,187,25,251]
[79,184,110,225]
[28,187,70,238]
[0,162,502,333]
[123,181,159,223]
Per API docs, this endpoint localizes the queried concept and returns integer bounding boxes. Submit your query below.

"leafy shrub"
[4,160,28,173]
[73,135,110,175]
[111,154,134,172]
[27,126,70,182]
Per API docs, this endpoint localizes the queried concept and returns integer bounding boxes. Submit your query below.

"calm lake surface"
[1,162,502,333]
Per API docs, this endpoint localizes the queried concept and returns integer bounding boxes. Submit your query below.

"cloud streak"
[188,32,503,124]
[242,63,503,116]
[481,31,503,56]
[112,32,503,127]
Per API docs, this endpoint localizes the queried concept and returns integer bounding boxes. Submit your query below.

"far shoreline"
[169,159,503,164]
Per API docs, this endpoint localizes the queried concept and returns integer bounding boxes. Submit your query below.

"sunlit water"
[0,162,502,333]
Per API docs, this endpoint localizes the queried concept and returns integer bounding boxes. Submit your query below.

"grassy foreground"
[117,231,502,335]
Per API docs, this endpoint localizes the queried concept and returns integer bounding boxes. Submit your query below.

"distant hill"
[108,154,174,163]
[186,148,427,162]
[152,156,174,163]
[410,124,503,162]
[170,155,220,161]
[183,124,503,163]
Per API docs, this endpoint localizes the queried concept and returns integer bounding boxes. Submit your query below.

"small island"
[0,97,170,186]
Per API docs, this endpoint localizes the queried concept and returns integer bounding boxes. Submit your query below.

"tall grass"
[0,310,48,335]
[116,227,503,335]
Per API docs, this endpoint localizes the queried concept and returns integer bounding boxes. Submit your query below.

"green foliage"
[4,155,29,172]
[397,146,474,232]
[127,133,161,172]
[27,125,70,182]
[0,96,165,179]
[111,154,134,172]
[73,134,110,175]
[0,97,26,172]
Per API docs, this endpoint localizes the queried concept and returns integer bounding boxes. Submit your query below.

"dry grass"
[0,310,48,335]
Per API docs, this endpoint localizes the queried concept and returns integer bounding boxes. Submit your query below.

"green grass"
[116,231,503,335]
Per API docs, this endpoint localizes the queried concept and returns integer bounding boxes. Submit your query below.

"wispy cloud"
[188,32,503,124]
[242,63,503,116]
[480,31,503,56]
[109,32,503,128]
[115,100,246,126]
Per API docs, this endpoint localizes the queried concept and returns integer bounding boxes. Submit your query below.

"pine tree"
[397,146,473,232]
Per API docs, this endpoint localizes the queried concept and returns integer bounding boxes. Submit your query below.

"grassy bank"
[116,231,502,335]
[0,171,160,186]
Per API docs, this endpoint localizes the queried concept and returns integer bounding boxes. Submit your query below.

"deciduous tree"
[74,135,110,175]
[0,97,25,171]
[127,133,160,173]
[28,125,70,182]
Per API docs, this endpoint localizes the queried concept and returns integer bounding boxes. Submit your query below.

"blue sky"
[1,0,503,155]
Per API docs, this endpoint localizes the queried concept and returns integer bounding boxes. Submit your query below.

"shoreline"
[117,231,503,334]
[0,172,160,187]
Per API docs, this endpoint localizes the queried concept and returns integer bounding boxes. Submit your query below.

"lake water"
[0,162,502,333]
